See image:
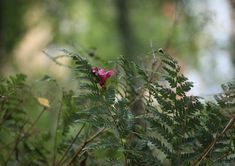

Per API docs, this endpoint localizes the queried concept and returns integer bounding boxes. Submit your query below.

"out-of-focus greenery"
[1,1,235,165]
[0,50,234,165]
[0,0,208,71]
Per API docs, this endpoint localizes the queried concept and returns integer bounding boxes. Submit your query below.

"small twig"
[42,50,73,68]
[57,123,86,166]
[192,115,235,166]
[2,107,46,165]
[3,129,22,166]
[209,149,231,166]
[128,88,146,108]
[53,94,64,166]
[26,107,47,134]
[128,54,162,108]
[66,127,105,166]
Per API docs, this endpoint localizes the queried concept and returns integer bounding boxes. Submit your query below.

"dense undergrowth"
[0,49,234,166]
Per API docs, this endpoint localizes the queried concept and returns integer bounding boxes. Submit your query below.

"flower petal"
[91,67,99,74]
[105,70,114,78]
[91,67,114,88]
[98,69,105,75]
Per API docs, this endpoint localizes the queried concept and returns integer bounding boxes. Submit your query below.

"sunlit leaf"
[37,97,50,108]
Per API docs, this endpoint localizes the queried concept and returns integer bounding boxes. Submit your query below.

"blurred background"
[0,0,234,98]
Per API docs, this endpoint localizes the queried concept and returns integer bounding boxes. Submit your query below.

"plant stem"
[192,115,235,166]
[66,127,105,166]
[3,107,46,166]
[57,123,86,166]
[209,149,231,166]
[53,94,64,166]
[27,107,46,134]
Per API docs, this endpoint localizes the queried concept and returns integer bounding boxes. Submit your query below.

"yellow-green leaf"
[37,97,50,108]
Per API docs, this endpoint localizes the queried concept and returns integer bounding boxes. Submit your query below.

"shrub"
[0,49,234,166]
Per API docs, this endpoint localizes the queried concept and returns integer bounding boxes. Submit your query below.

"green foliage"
[0,50,234,166]
[0,74,50,165]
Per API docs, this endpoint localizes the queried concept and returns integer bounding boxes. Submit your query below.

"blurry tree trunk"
[0,0,6,67]
[0,1,32,73]
[229,0,235,65]
[114,0,145,126]
[114,0,135,61]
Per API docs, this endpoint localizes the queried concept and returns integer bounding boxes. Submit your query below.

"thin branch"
[127,53,163,108]
[56,123,86,166]
[53,93,64,166]
[66,127,106,166]
[209,149,231,166]
[192,115,235,166]
[26,107,47,134]
[2,107,46,165]
[42,50,73,68]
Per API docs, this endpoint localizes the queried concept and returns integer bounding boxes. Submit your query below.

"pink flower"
[91,67,99,76]
[91,67,114,88]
